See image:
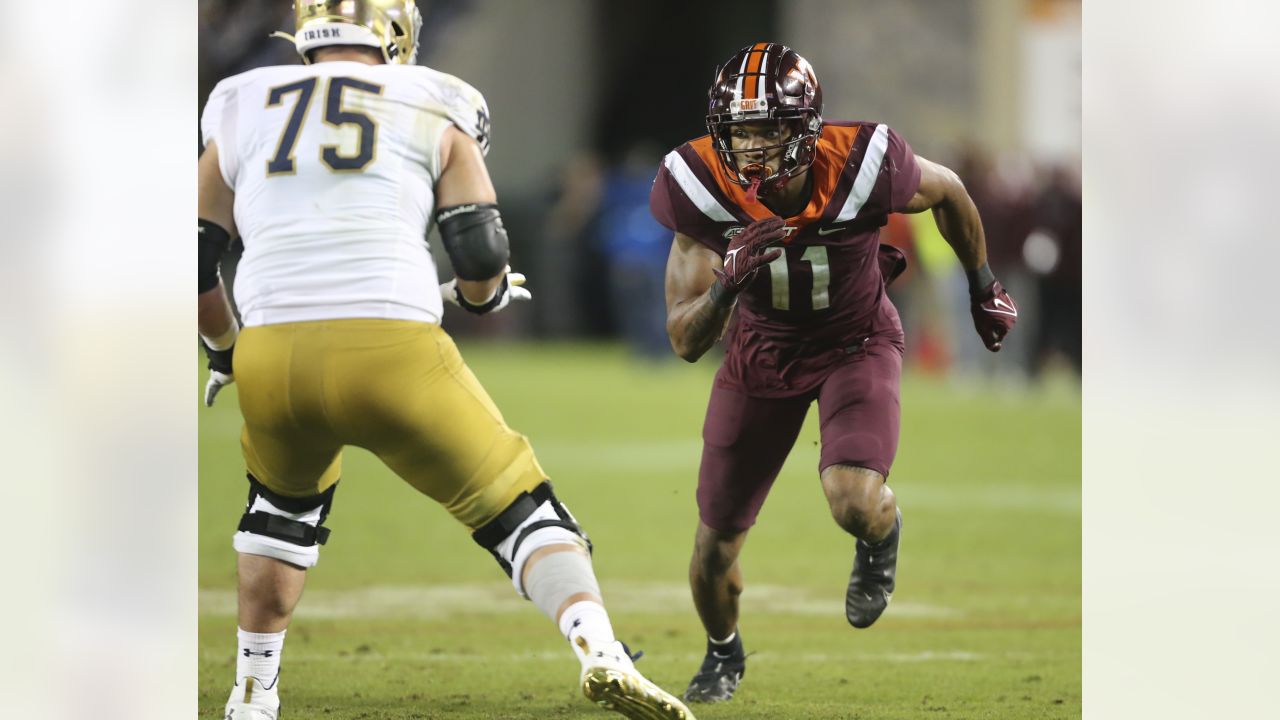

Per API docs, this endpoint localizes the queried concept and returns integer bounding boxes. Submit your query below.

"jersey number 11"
[767,246,830,311]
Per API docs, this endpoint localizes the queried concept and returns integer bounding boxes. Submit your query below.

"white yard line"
[198,583,961,620]
[198,649,984,664]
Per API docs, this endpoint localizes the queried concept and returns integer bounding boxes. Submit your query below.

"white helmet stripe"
[758,44,770,102]
[735,48,752,101]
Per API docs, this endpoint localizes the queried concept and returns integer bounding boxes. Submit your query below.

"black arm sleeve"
[198,219,233,293]
[435,203,511,280]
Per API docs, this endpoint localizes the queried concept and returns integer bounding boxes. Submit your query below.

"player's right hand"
[969,280,1018,352]
[716,216,786,293]
[440,266,532,315]
[202,341,235,407]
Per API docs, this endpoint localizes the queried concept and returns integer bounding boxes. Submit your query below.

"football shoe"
[845,508,903,629]
[576,638,696,720]
[682,634,746,704]
[223,675,279,720]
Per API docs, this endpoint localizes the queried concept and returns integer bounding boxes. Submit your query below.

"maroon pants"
[697,338,902,532]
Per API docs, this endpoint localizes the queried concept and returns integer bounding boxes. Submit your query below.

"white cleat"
[576,639,697,720]
[223,675,280,720]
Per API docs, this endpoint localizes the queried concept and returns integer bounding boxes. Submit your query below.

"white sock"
[236,628,285,688]
[559,600,616,654]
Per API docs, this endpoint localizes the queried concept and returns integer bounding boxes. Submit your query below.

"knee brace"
[471,482,592,596]
[232,474,336,569]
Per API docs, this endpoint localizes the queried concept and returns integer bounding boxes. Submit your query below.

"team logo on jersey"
[724,225,797,240]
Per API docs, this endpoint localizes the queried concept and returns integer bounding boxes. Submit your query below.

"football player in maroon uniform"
[650,43,1018,703]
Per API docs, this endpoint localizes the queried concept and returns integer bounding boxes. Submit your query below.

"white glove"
[204,370,235,407]
[201,324,238,407]
[440,266,531,314]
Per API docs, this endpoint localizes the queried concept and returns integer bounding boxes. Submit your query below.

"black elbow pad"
[435,203,510,280]
[198,219,233,293]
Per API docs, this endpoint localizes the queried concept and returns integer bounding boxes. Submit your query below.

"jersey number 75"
[265,76,384,176]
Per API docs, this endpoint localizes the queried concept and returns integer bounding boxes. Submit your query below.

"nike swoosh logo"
[817,225,847,236]
[724,246,744,275]
[983,297,1018,317]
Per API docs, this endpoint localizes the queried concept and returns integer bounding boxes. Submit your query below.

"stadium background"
[198,1,1081,717]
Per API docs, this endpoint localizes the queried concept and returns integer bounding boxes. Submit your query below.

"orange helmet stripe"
[742,42,768,100]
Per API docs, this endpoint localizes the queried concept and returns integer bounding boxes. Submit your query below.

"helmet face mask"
[275,0,423,65]
[706,44,824,196]
[712,116,813,186]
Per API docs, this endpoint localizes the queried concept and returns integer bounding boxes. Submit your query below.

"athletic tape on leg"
[495,500,589,596]
[523,547,601,624]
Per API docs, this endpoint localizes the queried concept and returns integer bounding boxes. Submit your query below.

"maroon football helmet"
[706,43,824,197]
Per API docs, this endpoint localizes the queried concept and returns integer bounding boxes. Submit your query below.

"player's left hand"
[441,266,531,315]
[970,280,1018,352]
[202,341,235,407]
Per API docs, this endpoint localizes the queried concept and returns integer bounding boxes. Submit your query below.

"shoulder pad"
[411,67,492,155]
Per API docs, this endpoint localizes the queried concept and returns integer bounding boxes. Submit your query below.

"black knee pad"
[471,482,592,578]
[233,474,338,568]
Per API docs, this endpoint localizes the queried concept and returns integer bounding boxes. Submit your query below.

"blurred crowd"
[198,1,294,110]
[885,147,1082,382]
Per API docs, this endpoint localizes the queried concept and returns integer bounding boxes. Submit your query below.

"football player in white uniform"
[198,2,694,719]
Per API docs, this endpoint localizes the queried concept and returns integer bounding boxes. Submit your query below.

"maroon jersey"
[650,122,922,397]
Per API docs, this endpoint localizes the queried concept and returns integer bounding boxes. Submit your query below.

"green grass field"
[199,342,1080,719]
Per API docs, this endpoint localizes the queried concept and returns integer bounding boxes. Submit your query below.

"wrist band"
[458,281,500,306]
[709,276,737,308]
[457,275,508,314]
[965,263,996,293]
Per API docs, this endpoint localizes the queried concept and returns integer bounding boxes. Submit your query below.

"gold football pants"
[233,319,547,530]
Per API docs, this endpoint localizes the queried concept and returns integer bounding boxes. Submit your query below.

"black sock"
[707,632,743,657]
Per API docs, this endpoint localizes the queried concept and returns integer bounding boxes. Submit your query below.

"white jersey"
[200,62,491,326]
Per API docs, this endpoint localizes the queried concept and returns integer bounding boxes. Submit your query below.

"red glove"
[715,216,786,295]
[970,280,1018,352]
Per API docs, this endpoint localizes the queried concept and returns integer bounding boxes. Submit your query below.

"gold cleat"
[583,666,696,720]
[575,639,695,720]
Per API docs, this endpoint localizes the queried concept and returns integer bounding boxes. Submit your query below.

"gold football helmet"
[273,0,422,65]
